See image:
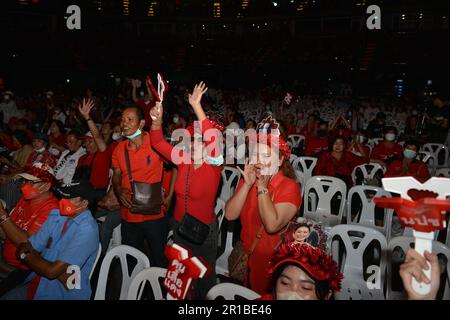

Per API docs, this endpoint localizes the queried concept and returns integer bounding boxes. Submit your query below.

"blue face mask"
[124,128,142,140]
[206,155,224,167]
[403,149,417,159]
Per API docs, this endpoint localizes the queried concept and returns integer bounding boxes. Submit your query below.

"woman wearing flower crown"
[259,242,344,300]
[225,116,301,295]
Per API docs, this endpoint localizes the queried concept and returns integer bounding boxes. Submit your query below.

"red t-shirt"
[112,132,164,222]
[135,99,153,128]
[371,142,403,163]
[304,136,328,157]
[300,122,317,138]
[286,124,297,135]
[237,171,302,295]
[385,159,430,183]
[77,149,111,189]
[150,119,223,225]
[315,151,365,184]
[2,195,59,268]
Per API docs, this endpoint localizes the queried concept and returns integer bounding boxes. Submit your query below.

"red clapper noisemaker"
[148,73,168,121]
[374,177,450,296]
[163,243,210,300]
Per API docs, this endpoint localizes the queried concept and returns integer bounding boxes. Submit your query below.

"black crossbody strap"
[124,145,135,194]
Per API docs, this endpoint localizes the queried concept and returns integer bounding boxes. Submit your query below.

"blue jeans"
[94,210,121,255]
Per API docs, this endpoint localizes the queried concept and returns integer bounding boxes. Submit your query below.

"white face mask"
[34,147,46,153]
[277,291,305,300]
[112,132,122,141]
[358,135,365,144]
[385,133,396,142]
[173,116,179,124]
[139,91,145,97]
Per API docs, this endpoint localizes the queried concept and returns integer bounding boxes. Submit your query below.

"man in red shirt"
[304,121,329,157]
[0,162,58,296]
[112,106,167,267]
[370,126,403,167]
[385,140,430,183]
[131,79,155,129]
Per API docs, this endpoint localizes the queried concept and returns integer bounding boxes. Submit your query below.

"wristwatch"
[19,249,31,261]
[257,188,269,196]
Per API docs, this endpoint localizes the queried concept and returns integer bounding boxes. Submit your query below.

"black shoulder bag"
[177,166,210,245]
[124,146,162,215]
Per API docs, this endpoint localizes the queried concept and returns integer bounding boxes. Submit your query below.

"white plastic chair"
[292,156,317,188]
[167,229,174,245]
[216,230,234,276]
[94,245,150,300]
[219,166,241,202]
[206,283,261,300]
[347,186,393,237]
[416,151,437,176]
[89,243,102,280]
[287,134,305,149]
[107,224,122,252]
[303,176,347,227]
[351,163,386,186]
[215,198,226,247]
[127,267,167,300]
[422,143,449,168]
[289,154,298,164]
[328,224,387,300]
[387,236,450,300]
[435,168,450,177]
[368,138,384,150]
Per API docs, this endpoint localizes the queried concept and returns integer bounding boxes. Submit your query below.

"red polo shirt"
[304,136,328,157]
[385,159,430,183]
[77,148,111,189]
[112,132,164,222]
[371,142,403,163]
[150,119,223,225]
[237,171,302,295]
[315,151,366,184]
[2,195,59,268]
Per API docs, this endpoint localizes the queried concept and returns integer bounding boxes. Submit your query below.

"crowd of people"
[0,78,448,300]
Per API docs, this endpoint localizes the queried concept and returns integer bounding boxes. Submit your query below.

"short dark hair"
[126,106,145,121]
[271,263,332,301]
[318,120,328,128]
[404,139,420,151]
[383,126,398,135]
[376,112,386,120]
[50,120,65,134]
[68,129,83,139]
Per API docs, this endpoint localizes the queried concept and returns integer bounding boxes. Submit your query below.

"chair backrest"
[435,168,450,177]
[422,143,449,168]
[347,185,392,235]
[219,166,241,202]
[292,157,318,186]
[127,267,167,300]
[94,245,150,300]
[303,176,347,227]
[90,243,102,280]
[214,198,226,231]
[328,224,387,300]
[387,236,450,300]
[289,154,298,164]
[288,134,305,149]
[351,163,386,186]
[206,283,261,300]
[416,151,437,176]
[216,231,234,276]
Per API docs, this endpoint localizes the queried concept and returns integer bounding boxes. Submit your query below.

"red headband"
[269,243,343,293]
[186,119,224,137]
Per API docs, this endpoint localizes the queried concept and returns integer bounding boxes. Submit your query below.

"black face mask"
[317,130,328,138]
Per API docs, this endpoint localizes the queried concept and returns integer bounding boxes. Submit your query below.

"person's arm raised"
[78,98,107,152]
[131,79,138,103]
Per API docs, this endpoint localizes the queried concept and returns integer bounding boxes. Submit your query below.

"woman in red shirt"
[47,120,67,157]
[150,82,224,299]
[384,140,430,183]
[370,126,403,167]
[315,136,366,187]
[225,128,301,295]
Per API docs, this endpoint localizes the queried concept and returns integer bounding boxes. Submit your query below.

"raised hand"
[131,79,138,88]
[188,81,208,108]
[237,160,257,187]
[150,101,163,126]
[78,98,95,121]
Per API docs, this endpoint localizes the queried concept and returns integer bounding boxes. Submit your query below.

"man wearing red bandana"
[0,162,59,296]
